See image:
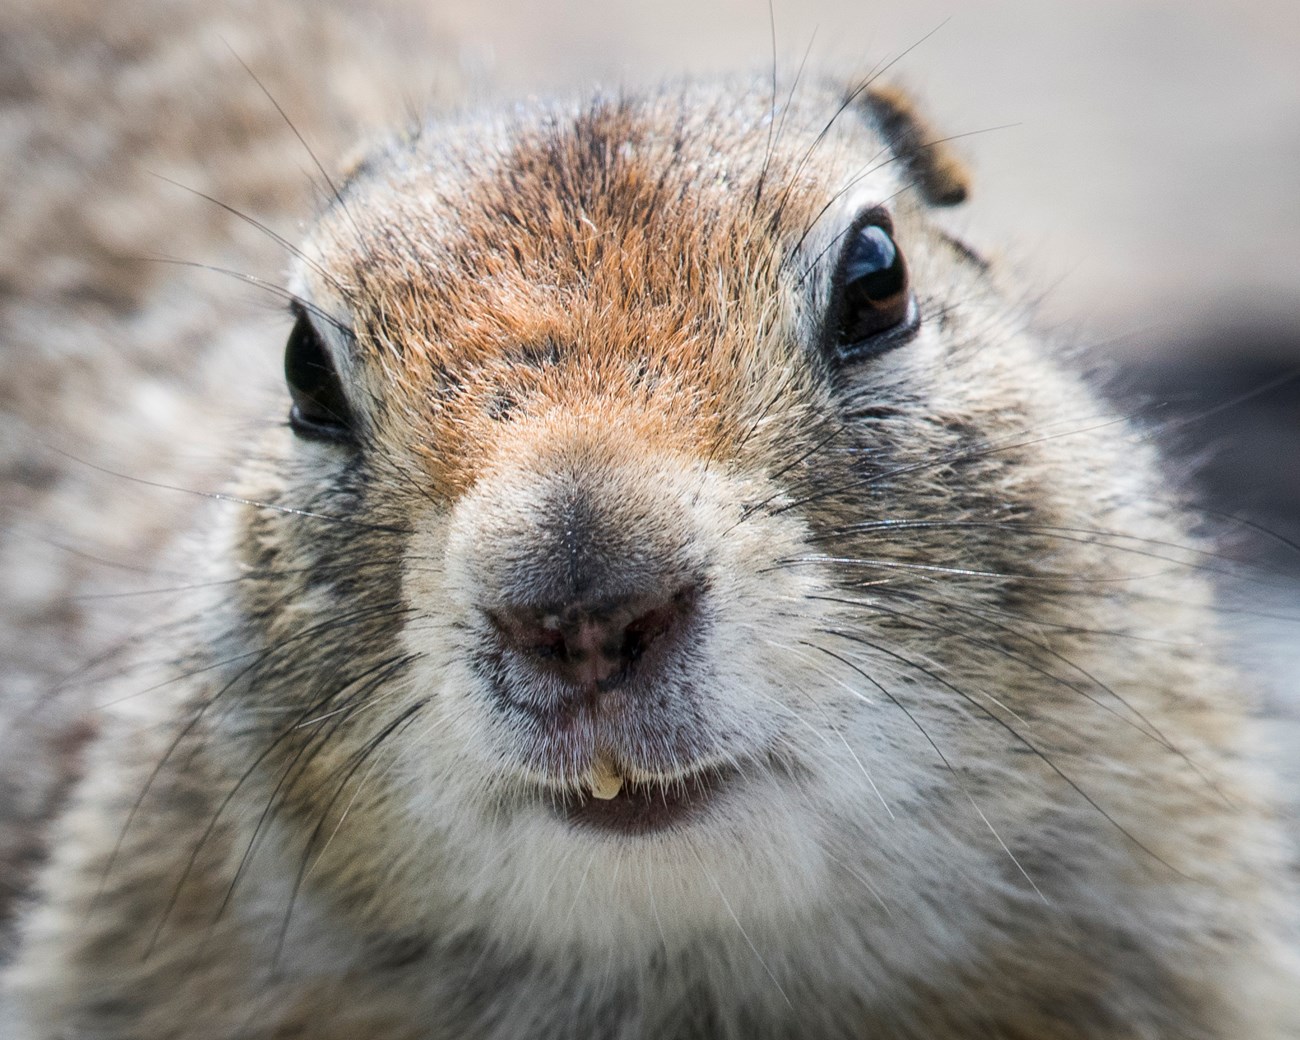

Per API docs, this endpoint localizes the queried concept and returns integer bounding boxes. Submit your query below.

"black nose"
[489,586,698,690]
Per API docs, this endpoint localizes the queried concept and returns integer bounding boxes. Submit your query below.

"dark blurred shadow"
[1112,312,1300,576]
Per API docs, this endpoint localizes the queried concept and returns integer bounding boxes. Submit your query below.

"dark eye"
[284,309,356,444]
[828,214,916,363]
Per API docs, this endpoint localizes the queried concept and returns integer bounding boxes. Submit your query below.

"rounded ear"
[857,84,970,207]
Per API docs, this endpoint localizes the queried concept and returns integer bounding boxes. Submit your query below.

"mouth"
[551,760,736,836]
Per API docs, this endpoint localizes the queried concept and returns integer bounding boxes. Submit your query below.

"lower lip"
[554,770,730,836]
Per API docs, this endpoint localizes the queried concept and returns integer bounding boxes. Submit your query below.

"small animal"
[3,2,1297,1037]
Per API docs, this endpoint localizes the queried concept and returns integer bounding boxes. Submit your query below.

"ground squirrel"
[2,1,1298,1037]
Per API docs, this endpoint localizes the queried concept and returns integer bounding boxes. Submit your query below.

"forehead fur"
[301,81,904,495]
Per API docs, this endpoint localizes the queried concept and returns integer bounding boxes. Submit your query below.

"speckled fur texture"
[0,0,457,954]
[3,1,1298,1038]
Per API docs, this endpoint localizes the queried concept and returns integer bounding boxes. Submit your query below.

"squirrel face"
[228,80,1196,956]
[7,48,1294,1034]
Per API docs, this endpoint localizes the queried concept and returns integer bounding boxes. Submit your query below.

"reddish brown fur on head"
[300,88,873,498]
[278,78,1002,780]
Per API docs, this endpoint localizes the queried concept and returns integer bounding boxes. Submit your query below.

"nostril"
[488,586,697,691]
[622,590,693,662]
[518,622,567,661]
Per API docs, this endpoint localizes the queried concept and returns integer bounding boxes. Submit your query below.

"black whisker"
[215,653,419,924]
[221,40,363,239]
[45,444,411,534]
[275,696,430,958]
[144,256,349,335]
[149,173,350,299]
[803,639,1047,900]
[767,21,949,232]
[823,626,1185,876]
